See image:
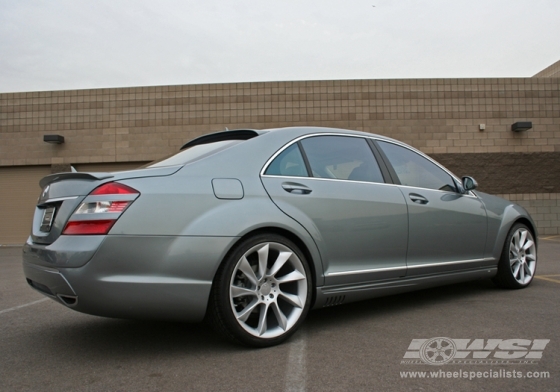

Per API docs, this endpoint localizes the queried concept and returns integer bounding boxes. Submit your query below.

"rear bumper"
[23,261,78,306]
[22,235,237,322]
[23,235,105,268]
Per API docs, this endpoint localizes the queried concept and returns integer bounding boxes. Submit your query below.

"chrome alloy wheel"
[509,227,537,285]
[229,242,308,339]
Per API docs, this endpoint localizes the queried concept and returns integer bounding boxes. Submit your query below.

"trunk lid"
[31,165,181,245]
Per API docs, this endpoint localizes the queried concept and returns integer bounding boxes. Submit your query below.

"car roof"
[184,126,401,149]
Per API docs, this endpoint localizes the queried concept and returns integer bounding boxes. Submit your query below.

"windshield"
[146,140,243,168]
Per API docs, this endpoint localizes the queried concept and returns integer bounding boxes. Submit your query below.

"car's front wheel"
[208,233,312,347]
[492,223,537,289]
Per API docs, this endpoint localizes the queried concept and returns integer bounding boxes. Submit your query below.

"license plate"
[40,207,56,232]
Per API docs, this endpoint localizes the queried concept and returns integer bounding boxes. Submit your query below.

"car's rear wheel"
[208,233,312,347]
[492,223,537,289]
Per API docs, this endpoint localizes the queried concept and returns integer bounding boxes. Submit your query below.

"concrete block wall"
[1,76,559,234]
[1,78,559,167]
[497,193,560,236]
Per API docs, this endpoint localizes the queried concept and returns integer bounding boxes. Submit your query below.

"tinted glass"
[377,141,457,192]
[300,136,384,183]
[265,143,309,177]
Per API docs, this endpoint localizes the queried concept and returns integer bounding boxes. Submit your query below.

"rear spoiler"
[39,172,114,188]
[180,129,261,150]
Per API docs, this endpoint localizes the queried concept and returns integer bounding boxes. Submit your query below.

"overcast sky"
[1,0,559,93]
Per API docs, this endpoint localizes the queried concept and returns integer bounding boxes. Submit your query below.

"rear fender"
[179,196,326,287]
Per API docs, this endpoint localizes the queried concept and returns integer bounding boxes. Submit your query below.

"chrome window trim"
[260,132,477,198]
[260,133,376,177]
[262,173,398,188]
[373,138,477,198]
[262,173,476,198]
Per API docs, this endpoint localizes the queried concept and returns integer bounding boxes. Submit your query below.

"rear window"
[147,140,242,168]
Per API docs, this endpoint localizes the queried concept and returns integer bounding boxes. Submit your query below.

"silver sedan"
[23,127,537,347]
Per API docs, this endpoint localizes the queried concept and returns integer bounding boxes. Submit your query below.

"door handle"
[282,182,312,195]
[409,193,428,204]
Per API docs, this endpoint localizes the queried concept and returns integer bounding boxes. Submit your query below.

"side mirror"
[462,176,478,192]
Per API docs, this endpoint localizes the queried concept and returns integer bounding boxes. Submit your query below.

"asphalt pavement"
[1,237,559,391]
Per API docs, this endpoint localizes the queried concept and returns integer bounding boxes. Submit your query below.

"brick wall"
[1,78,559,167]
[1,77,559,234]
[497,194,560,236]
[430,152,560,194]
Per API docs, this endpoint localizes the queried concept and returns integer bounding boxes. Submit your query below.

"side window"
[265,143,309,177]
[300,136,384,183]
[377,141,457,192]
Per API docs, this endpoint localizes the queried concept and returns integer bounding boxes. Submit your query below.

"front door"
[376,140,488,276]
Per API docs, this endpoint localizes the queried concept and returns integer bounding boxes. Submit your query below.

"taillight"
[91,183,138,195]
[75,200,130,214]
[62,182,140,235]
[62,220,117,235]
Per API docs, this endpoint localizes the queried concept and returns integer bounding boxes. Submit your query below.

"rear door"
[261,135,408,286]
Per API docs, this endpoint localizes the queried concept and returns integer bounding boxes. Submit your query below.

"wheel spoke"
[271,302,288,330]
[511,260,521,278]
[519,230,527,249]
[231,285,257,298]
[238,256,258,286]
[523,262,533,278]
[279,291,303,308]
[236,299,259,322]
[509,257,518,267]
[268,251,292,277]
[256,303,269,336]
[519,263,525,281]
[526,253,536,261]
[257,244,269,280]
[512,232,520,251]
[276,270,306,283]
[522,239,534,251]
[510,249,519,259]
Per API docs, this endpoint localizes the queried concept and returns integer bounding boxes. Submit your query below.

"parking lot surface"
[1,238,559,391]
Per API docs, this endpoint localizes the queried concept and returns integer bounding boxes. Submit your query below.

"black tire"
[492,223,537,289]
[207,233,313,347]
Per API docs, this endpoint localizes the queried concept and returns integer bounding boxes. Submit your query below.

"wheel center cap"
[260,282,271,296]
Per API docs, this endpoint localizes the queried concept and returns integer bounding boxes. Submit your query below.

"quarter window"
[265,143,309,177]
[300,136,384,183]
[377,141,457,192]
